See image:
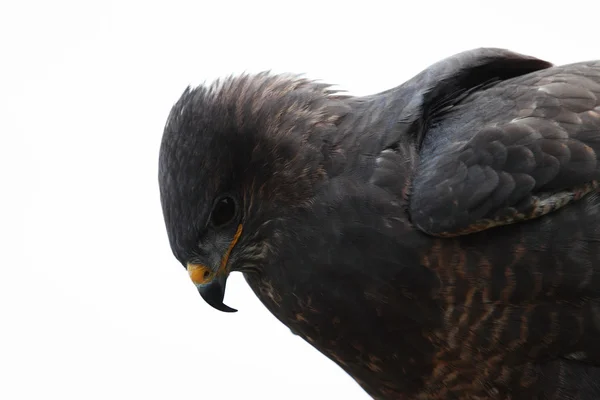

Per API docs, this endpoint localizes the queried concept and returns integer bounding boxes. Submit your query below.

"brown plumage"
[158,48,600,399]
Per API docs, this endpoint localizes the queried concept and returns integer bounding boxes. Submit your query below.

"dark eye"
[210,196,237,228]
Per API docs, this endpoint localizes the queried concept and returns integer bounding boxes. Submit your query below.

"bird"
[158,47,600,399]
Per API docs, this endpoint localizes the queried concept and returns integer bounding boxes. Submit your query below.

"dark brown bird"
[158,48,600,399]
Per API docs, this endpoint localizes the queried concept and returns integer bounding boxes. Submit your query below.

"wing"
[408,59,600,237]
[370,48,552,203]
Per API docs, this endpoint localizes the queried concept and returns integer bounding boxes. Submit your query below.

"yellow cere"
[187,263,214,285]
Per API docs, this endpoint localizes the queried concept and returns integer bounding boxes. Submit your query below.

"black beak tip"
[212,303,238,313]
[198,276,238,313]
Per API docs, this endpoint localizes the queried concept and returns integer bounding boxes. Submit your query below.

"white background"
[2,0,599,399]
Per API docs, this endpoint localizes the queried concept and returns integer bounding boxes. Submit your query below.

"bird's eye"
[210,196,237,228]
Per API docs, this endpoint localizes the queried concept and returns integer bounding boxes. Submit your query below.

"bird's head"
[158,73,350,312]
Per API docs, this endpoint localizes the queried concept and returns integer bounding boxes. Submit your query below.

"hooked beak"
[186,224,243,313]
[197,272,237,313]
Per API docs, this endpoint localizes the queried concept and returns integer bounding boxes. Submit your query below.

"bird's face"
[159,73,349,312]
[158,90,262,313]
[185,195,244,312]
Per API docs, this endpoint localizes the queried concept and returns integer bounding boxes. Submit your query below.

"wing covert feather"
[409,62,600,237]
